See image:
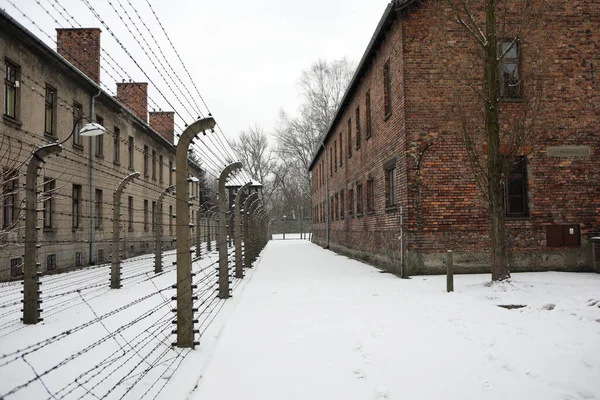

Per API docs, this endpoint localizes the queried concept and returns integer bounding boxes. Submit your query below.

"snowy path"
[177,240,600,400]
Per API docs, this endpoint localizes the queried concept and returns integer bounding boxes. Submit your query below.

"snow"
[1,239,599,399]
[177,240,600,400]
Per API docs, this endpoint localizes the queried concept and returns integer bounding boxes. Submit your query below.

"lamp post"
[282,214,287,240]
[79,122,106,266]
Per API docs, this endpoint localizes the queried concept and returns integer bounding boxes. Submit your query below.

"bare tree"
[231,124,277,210]
[274,57,355,214]
[439,0,547,280]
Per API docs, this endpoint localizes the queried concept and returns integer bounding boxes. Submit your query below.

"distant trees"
[232,58,355,221]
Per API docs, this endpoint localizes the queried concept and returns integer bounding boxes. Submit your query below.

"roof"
[0,9,176,154]
[307,0,417,172]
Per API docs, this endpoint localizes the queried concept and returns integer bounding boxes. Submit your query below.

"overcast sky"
[3,0,391,142]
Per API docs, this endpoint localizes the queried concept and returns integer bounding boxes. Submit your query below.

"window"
[72,184,82,228]
[152,149,157,180]
[144,145,149,176]
[45,85,56,136]
[505,156,528,216]
[113,127,121,164]
[334,141,337,172]
[366,178,375,212]
[339,132,343,167]
[95,116,104,156]
[43,178,55,229]
[144,199,149,231]
[340,189,345,219]
[348,188,354,216]
[169,160,173,185]
[499,40,521,99]
[385,167,397,208]
[365,91,372,138]
[3,170,17,228]
[330,196,334,221]
[10,258,22,277]
[75,252,83,267]
[73,103,83,147]
[47,254,57,271]
[95,189,103,229]
[128,196,134,231]
[347,119,352,158]
[383,61,392,118]
[97,249,104,263]
[128,136,134,169]
[159,155,164,183]
[169,205,173,234]
[4,61,18,119]
[152,201,156,232]
[356,184,364,215]
[355,107,361,148]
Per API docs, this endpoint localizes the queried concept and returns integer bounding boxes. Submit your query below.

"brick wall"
[56,28,101,84]
[311,0,600,274]
[149,111,175,144]
[116,82,148,123]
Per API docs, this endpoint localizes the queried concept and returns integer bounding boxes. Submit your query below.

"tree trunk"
[485,0,510,281]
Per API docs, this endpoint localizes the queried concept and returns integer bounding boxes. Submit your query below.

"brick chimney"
[149,111,175,143]
[56,28,101,84]
[116,82,148,122]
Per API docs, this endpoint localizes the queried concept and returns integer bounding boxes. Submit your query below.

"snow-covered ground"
[1,239,599,399]
[172,240,600,400]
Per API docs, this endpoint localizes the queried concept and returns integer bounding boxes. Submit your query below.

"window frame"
[144,199,149,231]
[365,90,372,138]
[4,60,19,120]
[152,149,157,180]
[44,85,57,137]
[113,127,121,164]
[159,155,164,183]
[505,156,528,217]
[72,184,82,229]
[95,188,103,230]
[143,145,149,176]
[498,39,522,99]
[3,169,18,229]
[366,178,375,213]
[72,103,83,148]
[385,167,397,208]
[347,119,353,157]
[128,136,135,170]
[355,106,361,149]
[94,115,104,157]
[356,184,364,216]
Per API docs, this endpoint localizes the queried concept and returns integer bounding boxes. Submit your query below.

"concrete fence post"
[243,193,258,268]
[446,250,454,293]
[23,143,62,325]
[217,162,243,299]
[248,199,260,265]
[234,183,251,278]
[112,172,140,289]
[155,185,175,274]
[175,117,216,349]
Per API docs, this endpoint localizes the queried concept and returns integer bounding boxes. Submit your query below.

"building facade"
[0,11,205,280]
[309,0,600,274]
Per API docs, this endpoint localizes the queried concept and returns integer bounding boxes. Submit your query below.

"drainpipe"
[89,89,101,265]
[321,142,330,249]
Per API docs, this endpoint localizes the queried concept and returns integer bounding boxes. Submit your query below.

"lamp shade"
[79,122,106,137]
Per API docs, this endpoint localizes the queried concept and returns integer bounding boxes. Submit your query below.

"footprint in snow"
[353,369,366,379]
[376,386,389,399]
[587,299,599,308]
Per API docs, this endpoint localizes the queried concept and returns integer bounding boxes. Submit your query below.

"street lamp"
[282,214,287,240]
[80,121,106,266]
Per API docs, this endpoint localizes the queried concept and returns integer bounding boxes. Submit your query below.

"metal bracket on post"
[217,162,243,298]
[243,193,258,268]
[175,117,216,349]
[234,183,250,278]
[23,143,62,325]
[155,185,175,274]
[112,172,140,289]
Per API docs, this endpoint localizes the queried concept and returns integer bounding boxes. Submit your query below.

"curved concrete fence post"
[155,185,175,274]
[23,143,62,325]
[217,162,243,299]
[112,171,140,289]
[234,183,251,278]
[243,193,258,268]
[248,199,261,265]
[175,117,216,349]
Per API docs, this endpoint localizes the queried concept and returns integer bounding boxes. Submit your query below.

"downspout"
[89,89,101,265]
[321,142,330,249]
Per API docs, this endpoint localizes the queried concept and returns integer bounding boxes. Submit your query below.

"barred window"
[4,61,18,119]
[45,85,56,136]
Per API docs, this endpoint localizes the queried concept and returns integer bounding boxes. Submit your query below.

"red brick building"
[309,0,600,274]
